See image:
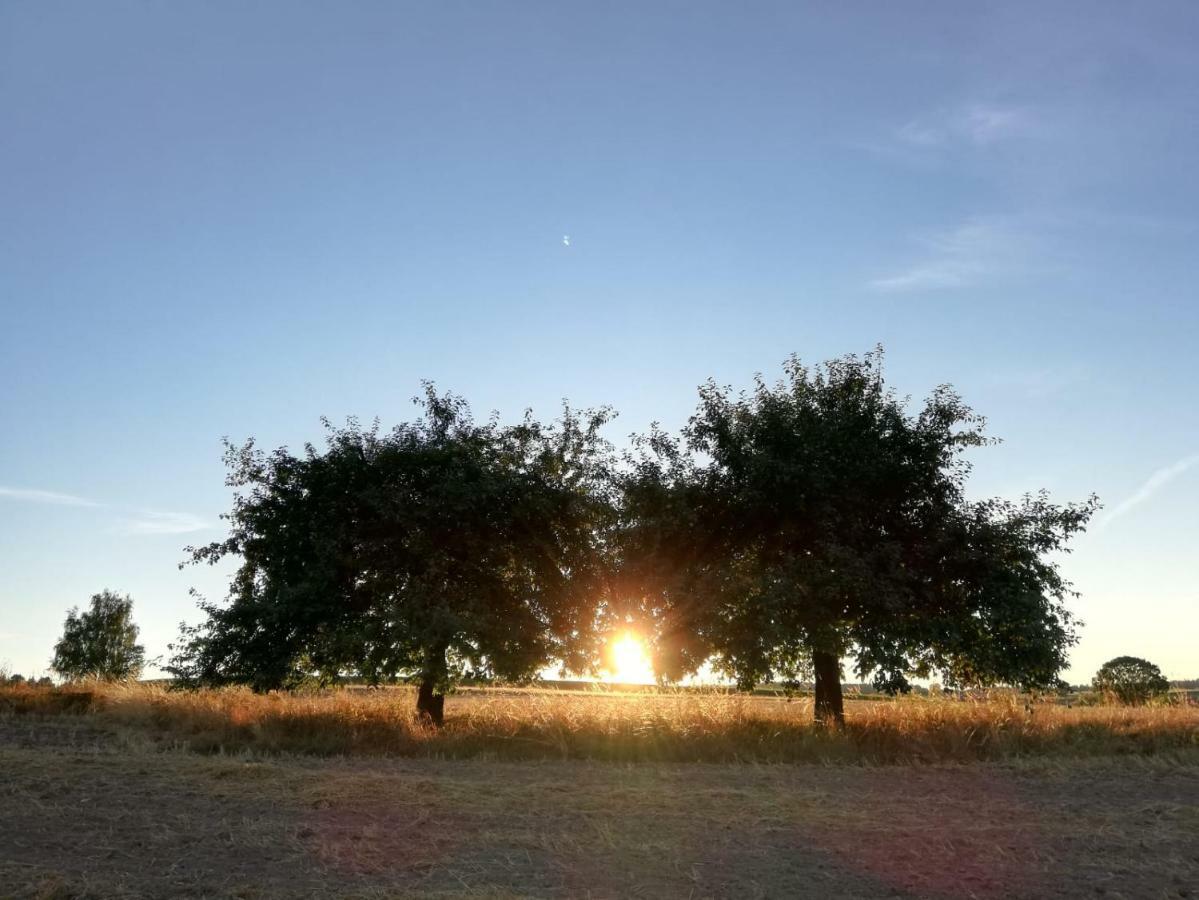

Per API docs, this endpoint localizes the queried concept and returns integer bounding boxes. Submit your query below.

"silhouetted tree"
[619,349,1097,726]
[170,387,614,725]
[1093,656,1170,705]
[51,590,146,681]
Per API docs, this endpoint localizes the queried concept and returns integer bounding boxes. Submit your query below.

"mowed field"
[2,685,1198,899]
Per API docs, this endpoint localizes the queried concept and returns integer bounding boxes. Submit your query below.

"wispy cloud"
[898,103,1032,149]
[0,484,207,535]
[0,486,99,507]
[870,260,977,293]
[870,218,1027,293]
[1097,454,1199,530]
[988,365,1092,400]
[115,511,209,535]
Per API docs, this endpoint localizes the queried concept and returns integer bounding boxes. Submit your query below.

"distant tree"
[51,590,146,681]
[1092,656,1170,705]
[619,349,1098,726]
[170,387,614,725]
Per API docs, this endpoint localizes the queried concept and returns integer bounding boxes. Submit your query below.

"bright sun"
[607,632,656,684]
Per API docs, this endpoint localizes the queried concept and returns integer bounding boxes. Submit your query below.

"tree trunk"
[812,650,845,728]
[415,643,448,727]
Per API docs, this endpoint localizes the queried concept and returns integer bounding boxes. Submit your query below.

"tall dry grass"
[2,681,1196,764]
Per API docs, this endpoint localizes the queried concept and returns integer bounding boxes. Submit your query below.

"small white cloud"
[895,120,944,147]
[988,365,1092,400]
[870,218,1024,293]
[897,103,1031,149]
[1097,454,1199,530]
[0,486,99,507]
[117,511,209,535]
[961,104,1028,145]
[869,261,977,292]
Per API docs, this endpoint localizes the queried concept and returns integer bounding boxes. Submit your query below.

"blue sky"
[2,1,1196,683]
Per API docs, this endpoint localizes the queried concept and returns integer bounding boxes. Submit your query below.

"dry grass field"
[3,681,1197,764]
[2,683,1198,898]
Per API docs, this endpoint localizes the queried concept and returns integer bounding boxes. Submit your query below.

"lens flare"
[607,632,655,684]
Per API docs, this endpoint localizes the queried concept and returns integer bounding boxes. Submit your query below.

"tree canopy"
[1093,656,1170,705]
[617,349,1098,724]
[169,388,614,724]
[51,590,146,681]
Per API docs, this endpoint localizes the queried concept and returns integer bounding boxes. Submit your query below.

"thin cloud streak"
[870,219,1024,293]
[0,486,99,507]
[869,261,977,292]
[988,365,1092,400]
[1097,453,1199,529]
[897,103,1032,148]
[116,511,209,536]
[0,485,206,535]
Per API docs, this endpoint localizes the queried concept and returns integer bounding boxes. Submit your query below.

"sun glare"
[607,632,656,684]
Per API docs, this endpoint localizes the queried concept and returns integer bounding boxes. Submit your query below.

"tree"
[619,349,1097,725]
[1092,656,1170,705]
[51,590,146,681]
[170,387,614,725]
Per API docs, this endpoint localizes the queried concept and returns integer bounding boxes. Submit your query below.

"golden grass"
[2,681,1197,764]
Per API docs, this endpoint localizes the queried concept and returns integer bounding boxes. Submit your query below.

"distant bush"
[1092,656,1170,705]
[0,673,55,687]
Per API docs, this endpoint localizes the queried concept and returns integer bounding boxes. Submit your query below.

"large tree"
[170,388,614,724]
[619,350,1097,725]
[52,590,146,681]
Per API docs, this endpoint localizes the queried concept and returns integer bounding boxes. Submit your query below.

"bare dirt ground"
[1,717,1197,899]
